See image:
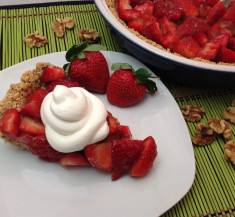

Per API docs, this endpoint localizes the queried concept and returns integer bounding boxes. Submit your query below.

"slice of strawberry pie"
[0,61,157,181]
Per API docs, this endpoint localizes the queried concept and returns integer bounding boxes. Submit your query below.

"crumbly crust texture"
[105,0,235,66]
[0,62,50,149]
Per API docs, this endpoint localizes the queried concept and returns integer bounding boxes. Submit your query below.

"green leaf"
[146,79,157,94]
[133,68,152,84]
[65,42,89,62]
[83,44,107,52]
[63,63,71,75]
[111,63,133,71]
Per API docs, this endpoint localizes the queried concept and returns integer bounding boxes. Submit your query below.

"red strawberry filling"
[117,0,235,63]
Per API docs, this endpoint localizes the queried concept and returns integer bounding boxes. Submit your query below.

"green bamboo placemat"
[0,3,234,217]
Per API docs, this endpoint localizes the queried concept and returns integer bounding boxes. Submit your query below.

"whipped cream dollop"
[40,85,109,153]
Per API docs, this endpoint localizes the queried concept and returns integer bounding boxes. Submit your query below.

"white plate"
[0,51,195,217]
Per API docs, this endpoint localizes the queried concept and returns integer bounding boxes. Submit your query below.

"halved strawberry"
[111,139,144,181]
[141,21,163,44]
[176,17,208,39]
[198,42,221,60]
[205,1,226,25]
[20,101,41,119]
[170,0,199,17]
[28,135,64,161]
[0,108,21,138]
[199,5,212,19]
[154,0,182,21]
[59,152,91,166]
[191,0,203,7]
[173,36,200,58]
[202,0,219,7]
[15,132,34,144]
[128,19,144,32]
[19,116,45,135]
[160,16,178,35]
[210,33,230,47]
[216,47,235,63]
[119,9,141,22]
[47,78,80,92]
[118,0,132,12]
[194,32,208,46]
[42,66,66,83]
[84,142,112,171]
[28,89,48,106]
[208,21,235,39]
[162,32,179,50]
[120,125,132,139]
[129,136,157,177]
[134,1,155,15]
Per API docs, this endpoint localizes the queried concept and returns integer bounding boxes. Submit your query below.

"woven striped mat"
[0,3,234,217]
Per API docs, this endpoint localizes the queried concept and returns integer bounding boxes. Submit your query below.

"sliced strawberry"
[210,33,230,47]
[205,2,226,26]
[129,136,157,177]
[28,89,48,106]
[173,36,200,58]
[162,32,180,50]
[120,125,132,139]
[141,21,163,44]
[19,116,45,135]
[191,0,203,7]
[106,112,121,139]
[20,101,41,119]
[170,0,199,17]
[222,2,235,23]
[154,0,182,21]
[198,42,221,60]
[84,142,112,171]
[0,108,21,138]
[47,78,80,92]
[118,0,132,12]
[160,16,178,35]
[176,17,208,39]
[42,66,66,83]
[216,47,235,63]
[199,5,212,19]
[119,9,141,22]
[134,1,155,15]
[194,32,208,45]
[112,139,144,181]
[59,152,91,166]
[128,19,144,32]
[202,0,219,7]
[229,36,235,51]
[15,132,34,144]
[28,135,64,161]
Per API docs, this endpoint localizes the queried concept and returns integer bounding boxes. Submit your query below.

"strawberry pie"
[0,45,158,181]
[107,0,235,64]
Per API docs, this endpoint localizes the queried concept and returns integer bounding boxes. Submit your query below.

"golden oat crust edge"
[0,62,50,150]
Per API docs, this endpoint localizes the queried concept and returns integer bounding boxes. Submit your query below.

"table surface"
[0,2,234,217]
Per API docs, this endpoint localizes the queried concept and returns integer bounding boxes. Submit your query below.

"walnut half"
[63,17,75,29]
[23,31,48,48]
[78,29,100,44]
[181,104,205,122]
[52,18,66,37]
[208,118,232,139]
[224,140,235,164]
[192,123,217,146]
[223,107,235,124]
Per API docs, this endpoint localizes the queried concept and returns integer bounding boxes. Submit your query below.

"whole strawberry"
[64,42,109,93]
[106,63,157,107]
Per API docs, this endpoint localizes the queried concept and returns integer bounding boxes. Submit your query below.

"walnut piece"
[224,140,235,164]
[63,17,75,29]
[52,18,66,37]
[23,31,48,48]
[223,107,235,124]
[208,118,232,139]
[181,104,205,122]
[78,29,100,44]
[192,123,217,146]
